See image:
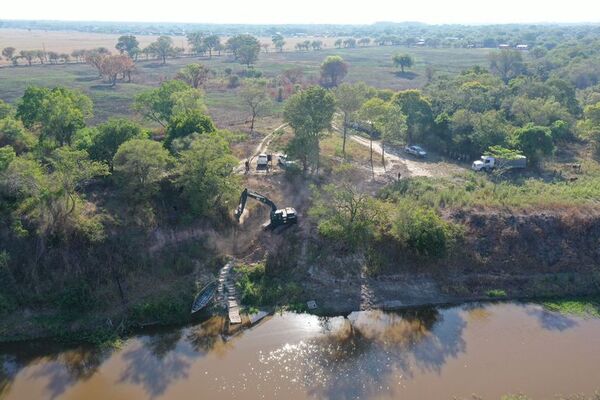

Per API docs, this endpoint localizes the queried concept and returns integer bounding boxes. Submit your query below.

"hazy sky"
[3,0,600,25]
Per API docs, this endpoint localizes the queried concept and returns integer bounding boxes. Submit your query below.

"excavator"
[235,188,297,229]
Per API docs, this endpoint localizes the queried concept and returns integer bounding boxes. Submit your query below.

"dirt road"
[234,123,288,174]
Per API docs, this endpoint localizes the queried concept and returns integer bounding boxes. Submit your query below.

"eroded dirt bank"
[301,207,600,313]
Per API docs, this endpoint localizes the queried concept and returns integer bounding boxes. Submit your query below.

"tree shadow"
[142,63,168,69]
[393,71,418,80]
[74,76,99,82]
[526,307,579,331]
[90,84,117,91]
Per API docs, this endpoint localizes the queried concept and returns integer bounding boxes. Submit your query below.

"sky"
[3,0,600,25]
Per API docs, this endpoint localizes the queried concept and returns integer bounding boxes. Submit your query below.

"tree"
[240,79,272,132]
[320,55,348,88]
[227,34,261,67]
[489,49,525,84]
[272,34,285,52]
[311,40,323,51]
[510,96,571,127]
[334,39,343,48]
[148,36,177,64]
[359,97,387,177]
[133,80,190,127]
[392,90,433,145]
[174,133,239,217]
[17,86,93,146]
[0,100,14,120]
[392,53,414,73]
[175,63,209,88]
[19,50,34,66]
[87,118,149,171]
[343,38,357,48]
[334,82,370,158]
[2,47,15,61]
[96,54,135,86]
[578,102,600,157]
[187,32,206,55]
[511,124,554,165]
[0,117,36,154]
[113,139,170,204]
[204,34,220,58]
[284,86,335,173]
[0,146,15,172]
[165,109,216,149]
[115,35,140,59]
[358,38,371,47]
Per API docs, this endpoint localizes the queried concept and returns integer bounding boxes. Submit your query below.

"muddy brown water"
[2,302,600,400]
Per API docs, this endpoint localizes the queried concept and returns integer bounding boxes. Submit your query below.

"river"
[2,302,600,400]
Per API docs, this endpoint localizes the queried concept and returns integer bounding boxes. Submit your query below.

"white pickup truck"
[472,155,527,171]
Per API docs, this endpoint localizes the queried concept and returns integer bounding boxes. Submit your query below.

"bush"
[57,282,93,313]
[390,200,462,258]
[228,75,240,88]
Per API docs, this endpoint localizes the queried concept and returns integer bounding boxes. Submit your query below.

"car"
[256,153,269,170]
[404,145,427,158]
[278,154,297,169]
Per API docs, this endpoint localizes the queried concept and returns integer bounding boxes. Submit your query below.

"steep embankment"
[303,207,600,313]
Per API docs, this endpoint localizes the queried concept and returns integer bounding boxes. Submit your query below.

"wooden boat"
[191,281,217,314]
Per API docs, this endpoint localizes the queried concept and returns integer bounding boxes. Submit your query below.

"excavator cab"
[235,188,297,229]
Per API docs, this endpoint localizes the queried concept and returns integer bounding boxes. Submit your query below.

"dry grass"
[0,28,342,65]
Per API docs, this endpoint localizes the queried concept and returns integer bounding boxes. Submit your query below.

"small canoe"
[191,281,217,314]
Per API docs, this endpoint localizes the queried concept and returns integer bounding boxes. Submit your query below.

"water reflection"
[1,303,600,400]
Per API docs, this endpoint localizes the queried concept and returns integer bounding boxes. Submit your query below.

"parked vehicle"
[278,154,297,169]
[256,153,269,170]
[471,155,527,171]
[404,145,427,158]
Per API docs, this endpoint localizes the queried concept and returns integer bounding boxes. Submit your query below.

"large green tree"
[489,49,525,84]
[392,53,414,73]
[284,86,335,173]
[511,124,554,164]
[87,119,149,171]
[392,90,433,145]
[133,80,190,127]
[113,139,171,205]
[174,133,239,217]
[176,63,209,88]
[16,86,93,146]
[226,35,261,67]
[115,35,140,59]
[148,36,179,64]
[334,82,370,159]
[165,109,216,149]
[320,56,348,88]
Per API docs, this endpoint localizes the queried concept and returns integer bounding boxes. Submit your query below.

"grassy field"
[0,45,493,127]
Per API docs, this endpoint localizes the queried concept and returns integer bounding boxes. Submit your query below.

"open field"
[0,44,492,126]
[0,28,349,64]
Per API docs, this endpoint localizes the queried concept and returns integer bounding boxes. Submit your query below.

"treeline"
[0,79,241,311]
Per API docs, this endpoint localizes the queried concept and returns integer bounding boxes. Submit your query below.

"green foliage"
[393,90,433,144]
[57,282,93,313]
[284,86,335,172]
[0,99,14,119]
[115,35,140,58]
[87,118,149,170]
[147,36,178,64]
[487,289,507,297]
[392,53,414,73]
[0,145,16,171]
[226,34,261,67]
[236,263,302,307]
[165,109,216,149]
[484,145,523,160]
[175,63,209,88]
[320,55,348,87]
[310,181,383,248]
[542,297,600,318]
[113,139,171,205]
[173,133,239,217]
[390,199,461,258]
[16,86,93,146]
[133,80,190,127]
[239,79,272,131]
[511,124,555,164]
[489,49,525,83]
[0,116,35,154]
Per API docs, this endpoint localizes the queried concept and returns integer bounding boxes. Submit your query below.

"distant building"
[498,44,510,49]
[516,44,529,50]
